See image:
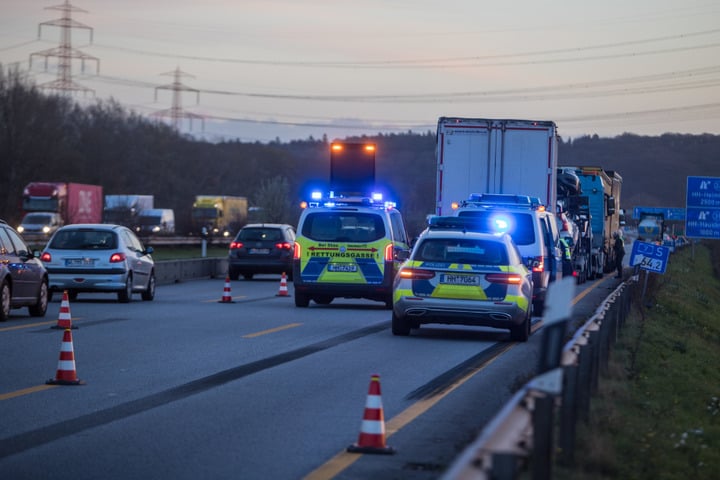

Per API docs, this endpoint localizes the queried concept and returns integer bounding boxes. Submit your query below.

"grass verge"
[555,242,720,479]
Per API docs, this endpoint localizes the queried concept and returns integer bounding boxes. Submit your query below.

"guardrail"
[155,258,228,285]
[443,280,635,480]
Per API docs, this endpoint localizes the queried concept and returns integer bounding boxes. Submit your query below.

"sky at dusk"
[1,0,719,143]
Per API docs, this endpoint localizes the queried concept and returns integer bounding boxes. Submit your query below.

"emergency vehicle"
[292,192,410,308]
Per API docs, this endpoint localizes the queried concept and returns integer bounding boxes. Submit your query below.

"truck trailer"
[22,182,103,225]
[435,117,558,215]
[103,195,154,228]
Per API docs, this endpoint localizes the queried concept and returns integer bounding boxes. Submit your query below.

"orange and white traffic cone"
[347,374,395,454]
[46,328,84,385]
[276,272,290,297]
[52,290,77,330]
[219,276,235,303]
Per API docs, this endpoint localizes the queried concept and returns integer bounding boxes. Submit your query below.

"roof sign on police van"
[630,241,671,274]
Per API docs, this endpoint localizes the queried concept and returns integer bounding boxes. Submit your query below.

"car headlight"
[17,226,24,233]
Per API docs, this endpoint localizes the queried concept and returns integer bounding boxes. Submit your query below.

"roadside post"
[201,227,208,258]
[528,276,575,480]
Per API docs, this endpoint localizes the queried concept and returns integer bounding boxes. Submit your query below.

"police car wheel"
[294,292,309,308]
[510,314,530,342]
[391,312,411,336]
[314,296,333,305]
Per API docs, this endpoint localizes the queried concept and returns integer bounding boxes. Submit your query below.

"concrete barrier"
[154,258,228,285]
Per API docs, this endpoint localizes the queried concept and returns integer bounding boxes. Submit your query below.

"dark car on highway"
[228,224,295,280]
[0,219,49,321]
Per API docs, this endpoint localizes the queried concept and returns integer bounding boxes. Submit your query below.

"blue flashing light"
[490,213,514,233]
[311,191,322,200]
[372,192,383,201]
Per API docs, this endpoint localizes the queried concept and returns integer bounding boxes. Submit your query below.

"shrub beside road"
[557,242,720,479]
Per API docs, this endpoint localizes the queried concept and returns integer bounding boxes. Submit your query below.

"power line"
[87,28,720,69]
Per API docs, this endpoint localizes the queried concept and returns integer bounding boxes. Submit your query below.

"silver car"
[41,224,155,303]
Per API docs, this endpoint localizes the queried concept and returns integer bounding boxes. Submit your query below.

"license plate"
[440,273,480,286]
[328,263,357,272]
[65,258,95,267]
[249,248,270,254]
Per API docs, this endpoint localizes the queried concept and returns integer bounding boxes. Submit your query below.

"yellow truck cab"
[292,192,410,309]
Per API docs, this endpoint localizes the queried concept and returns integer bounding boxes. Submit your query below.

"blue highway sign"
[630,241,671,274]
[686,176,720,239]
[631,207,685,220]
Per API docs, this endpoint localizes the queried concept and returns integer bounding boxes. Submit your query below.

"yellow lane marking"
[0,318,82,332]
[573,277,605,304]
[303,343,515,480]
[0,384,58,401]
[243,323,302,338]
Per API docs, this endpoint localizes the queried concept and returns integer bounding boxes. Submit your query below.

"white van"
[135,209,175,235]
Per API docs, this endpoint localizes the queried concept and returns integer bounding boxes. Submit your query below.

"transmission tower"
[29,0,99,95]
[153,67,205,131]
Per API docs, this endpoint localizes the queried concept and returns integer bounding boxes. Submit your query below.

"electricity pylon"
[153,67,205,131]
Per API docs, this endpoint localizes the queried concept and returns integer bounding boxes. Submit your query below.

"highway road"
[0,273,622,480]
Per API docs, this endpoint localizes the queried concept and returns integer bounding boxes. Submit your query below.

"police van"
[292,192,411,308]
[453,194,562,316]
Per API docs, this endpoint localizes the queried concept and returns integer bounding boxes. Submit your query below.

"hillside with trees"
[2,64,719,238]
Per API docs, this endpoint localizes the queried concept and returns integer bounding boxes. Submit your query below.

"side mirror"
[395,248,410,261]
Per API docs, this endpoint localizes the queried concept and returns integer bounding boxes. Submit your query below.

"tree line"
[2,64,719,238]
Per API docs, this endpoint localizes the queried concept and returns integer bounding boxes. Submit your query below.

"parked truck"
[103,194,154,229]
[191,195,248,237]
[435,117,558,215]
[21,182,103,226]
[637,212,664,243]
[135,208,175,236]
[563,167,622,278]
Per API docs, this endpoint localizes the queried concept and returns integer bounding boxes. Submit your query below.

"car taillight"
[110,252,126,263]
[485,273,522,284]
[40,252,51,262]
[399,268,435,280]
[293,242,301,260]
[229,241,243,250]
[531,256,544,272]
[384,243,394,262]
[276,242,292,250]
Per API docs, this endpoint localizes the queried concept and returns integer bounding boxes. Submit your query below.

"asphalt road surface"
[0,271,623,480]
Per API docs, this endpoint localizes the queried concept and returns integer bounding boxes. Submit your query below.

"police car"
[453,194,562,316]
[292,192,411,308]
[392,216,534,341]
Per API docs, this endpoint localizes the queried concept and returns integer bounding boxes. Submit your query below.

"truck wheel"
[533,300,545,317]
[0,280,10,322]
[29,279,49,317]
[392,312,411,336]
[118,275,132,303]
[141,272,155,301]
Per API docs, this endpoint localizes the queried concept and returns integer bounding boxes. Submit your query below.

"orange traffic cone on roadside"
[347,374,395,454]
[219,276,235,303]
[46,328,84,385]
[276,272,290,297]
[52,290,77,330]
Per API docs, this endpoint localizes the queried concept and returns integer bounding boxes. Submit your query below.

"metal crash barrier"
[443,279,635,480]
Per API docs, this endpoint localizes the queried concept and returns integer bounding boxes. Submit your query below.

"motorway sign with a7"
[630,241,671,274]
[686,176,720,239]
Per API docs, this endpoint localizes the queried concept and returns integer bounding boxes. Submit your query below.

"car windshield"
[49,229,118,250]
[416,238,508,265]
[302,212,385,242]
[23,214,52,224]
[238,228,282,242]
[456,211,535,246]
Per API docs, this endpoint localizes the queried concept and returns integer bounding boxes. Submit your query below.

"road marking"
[0,319,82,332]
[305,278,609,479]
[0,384,58,401]
[303,343,515,480]
[243,323,302,338]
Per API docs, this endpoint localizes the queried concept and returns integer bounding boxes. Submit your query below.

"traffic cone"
[219,276,235,303]
[276,272,290,297]
[51,290,77,330]
[347,374,395,454]
[46,328,84,385]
